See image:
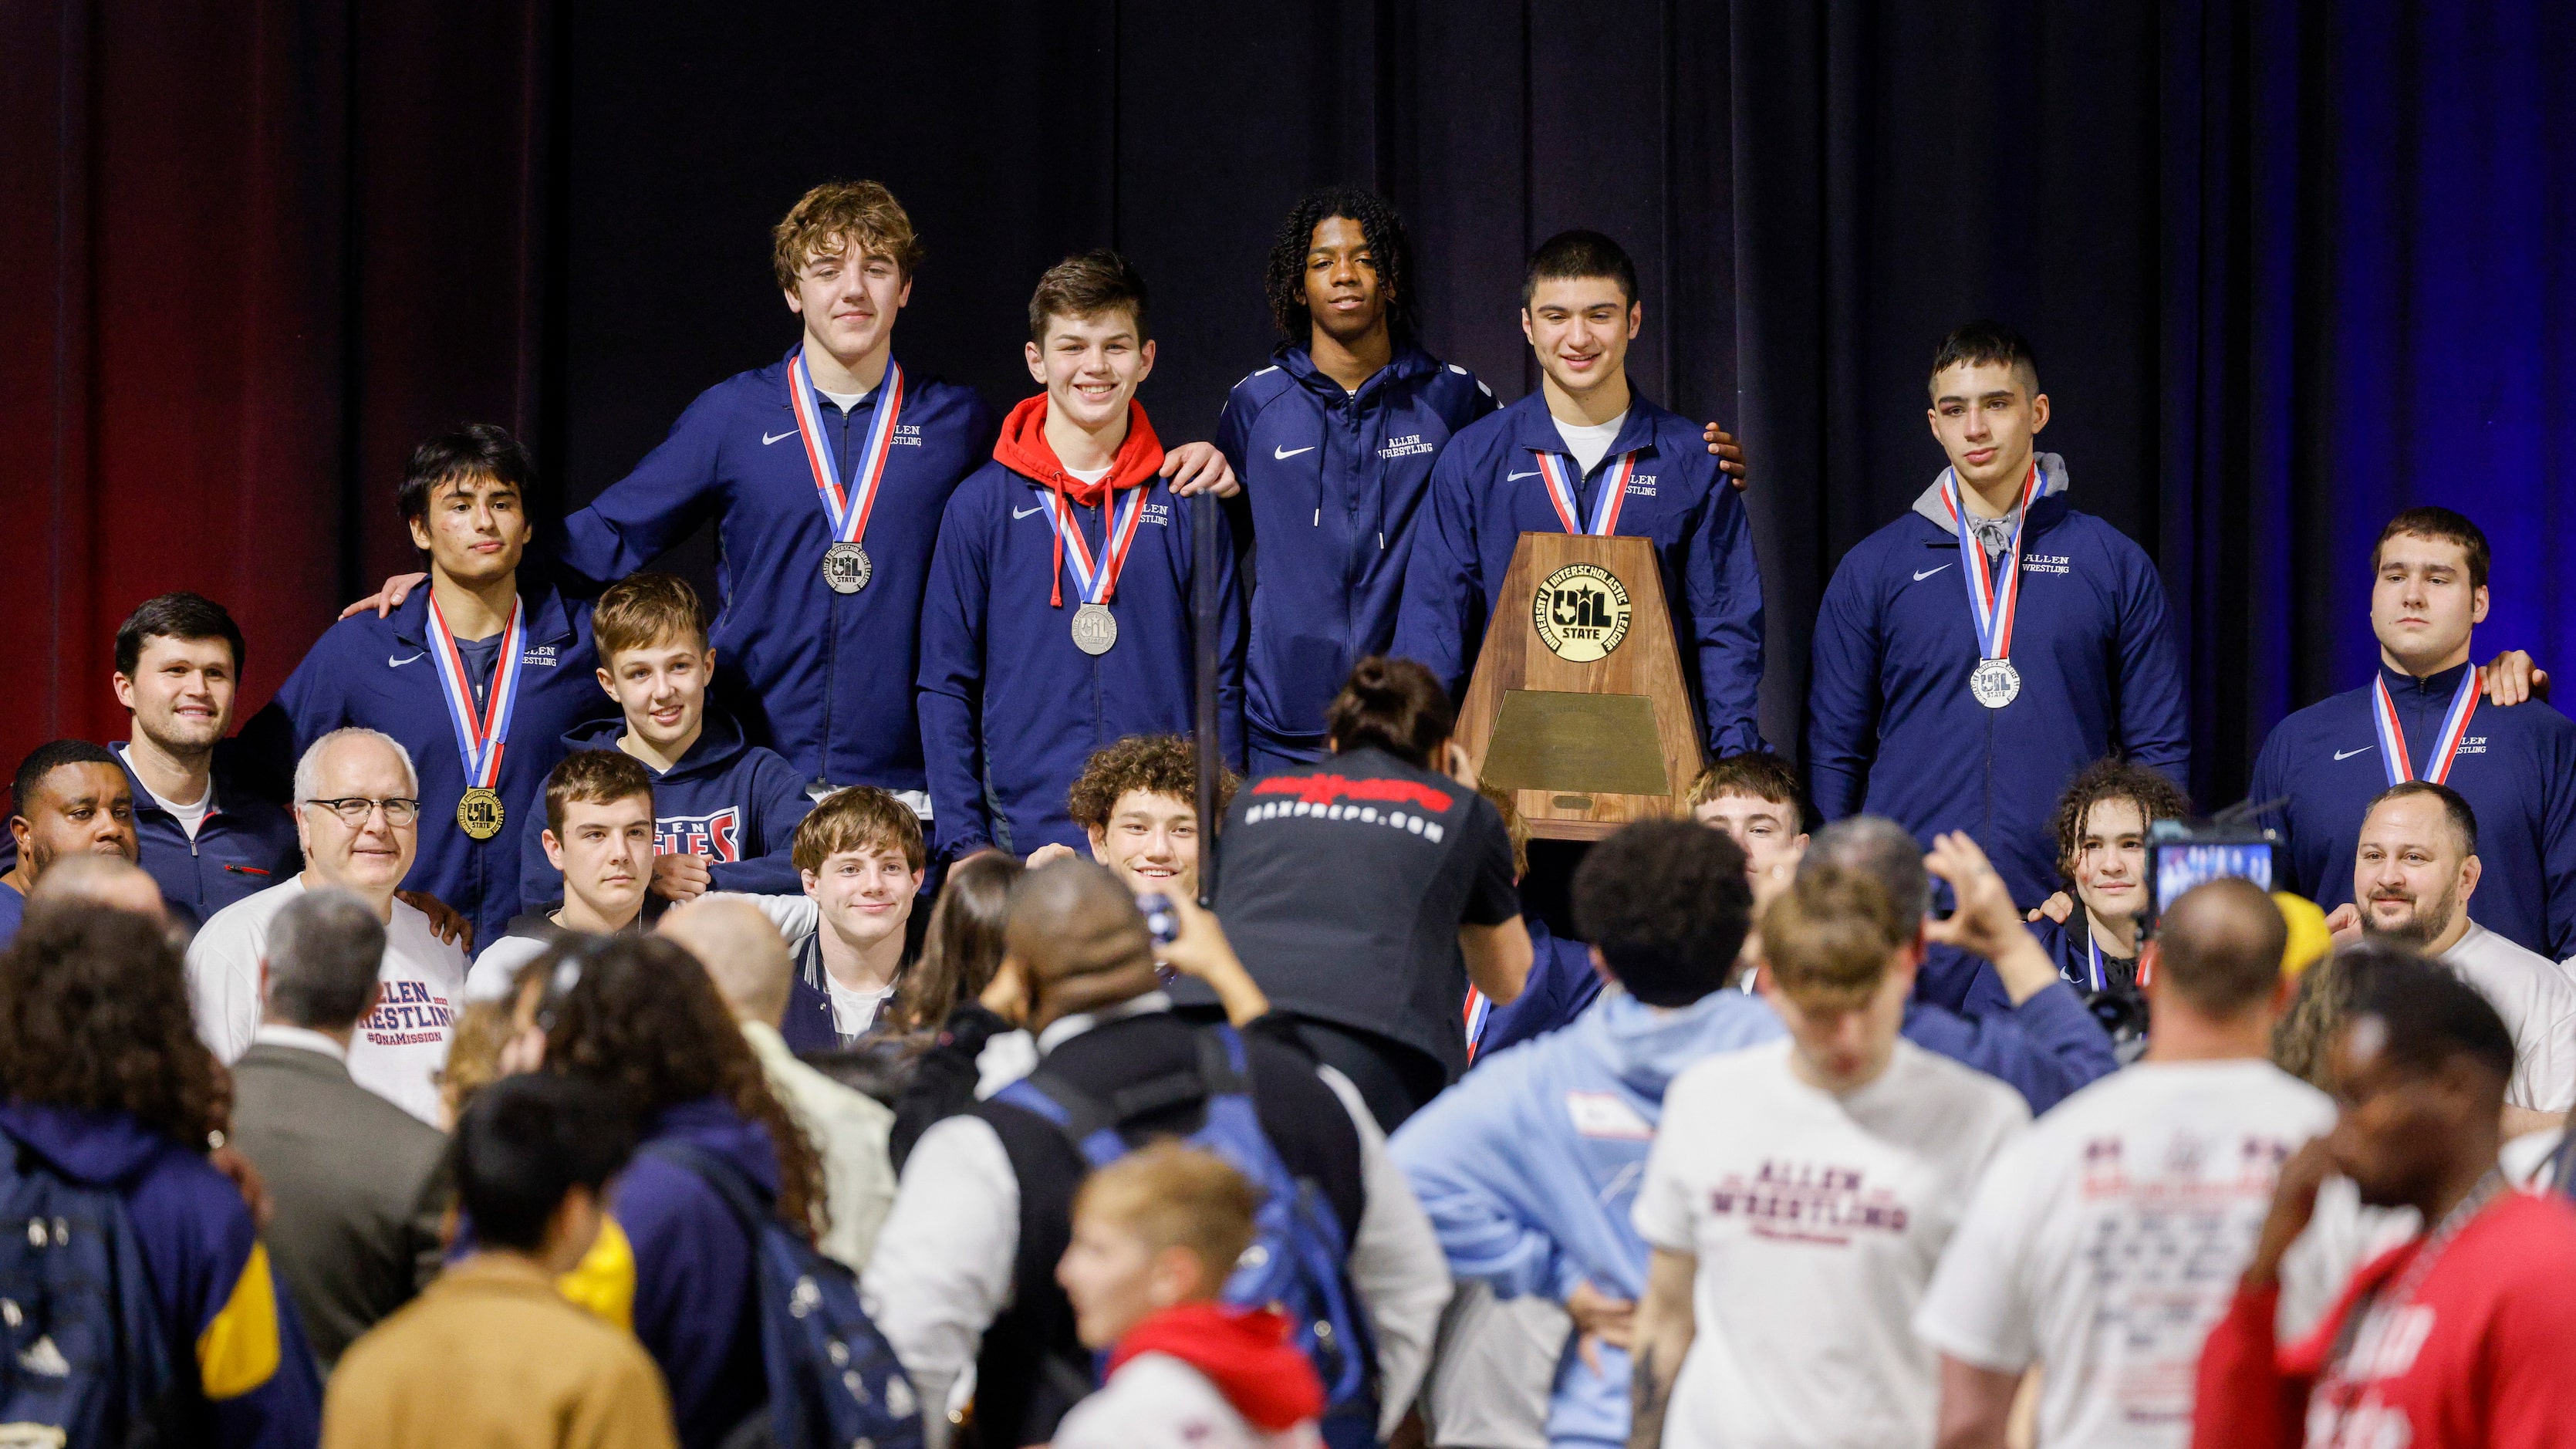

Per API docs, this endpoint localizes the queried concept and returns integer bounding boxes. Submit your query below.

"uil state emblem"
[1532,562,1632,663]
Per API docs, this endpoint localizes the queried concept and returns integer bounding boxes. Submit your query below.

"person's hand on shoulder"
[340,571,428,621]
[397,890,474,950]
[1025,842,1081,871]
[1160,441,1241,498]
[2480,650,2550,706]
[1700,423,1748,491]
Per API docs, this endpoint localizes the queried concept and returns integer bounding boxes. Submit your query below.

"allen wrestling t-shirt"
[1197,745,1518,1075]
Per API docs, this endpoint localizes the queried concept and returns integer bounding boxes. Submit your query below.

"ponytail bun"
[1325,657,1455,769]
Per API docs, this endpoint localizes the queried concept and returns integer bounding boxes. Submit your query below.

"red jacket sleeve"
[2192,1281,2307,1449]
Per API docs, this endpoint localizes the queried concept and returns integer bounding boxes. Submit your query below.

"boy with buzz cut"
[467,749,659,1001]
[1052,1142,1328,1449]
[1394,229,1764,758]
[918,251,1245,863]
[518,572,812,911]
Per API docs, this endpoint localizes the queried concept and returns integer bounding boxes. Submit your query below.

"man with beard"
[0,738,139,947]
[2335,781,2576,1136]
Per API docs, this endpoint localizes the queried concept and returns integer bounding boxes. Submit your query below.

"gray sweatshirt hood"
[1909,451,2071,532]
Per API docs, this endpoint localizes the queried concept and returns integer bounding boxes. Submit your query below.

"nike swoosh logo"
[1507,470,1541,481]
[1913,564,1953,581]
[1012,505,1046,520]
[1273,444,1316,461]
[388,653,424,667]
[763,428,797,446]
[2334,746,2375,761]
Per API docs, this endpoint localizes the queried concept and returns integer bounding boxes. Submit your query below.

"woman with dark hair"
[530,934,826,1449]
[1187,657,1533,1129]
[0,904,322,1447]
[888,849,1021,1034]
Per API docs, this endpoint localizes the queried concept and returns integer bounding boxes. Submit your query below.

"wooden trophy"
[1453,532,1704,840]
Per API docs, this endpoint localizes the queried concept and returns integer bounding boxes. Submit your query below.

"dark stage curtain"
[6,0,2571,818]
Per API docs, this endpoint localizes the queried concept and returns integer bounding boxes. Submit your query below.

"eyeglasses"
[302,796,423,826]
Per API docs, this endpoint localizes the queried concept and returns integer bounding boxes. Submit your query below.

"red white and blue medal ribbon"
[2085,935,2106,992]
[1042,486,1151,607]
[1462,988,1493,1059]
[1534,451,1636,535]
[424,593,525,791]
[2371,669,2480,786]
[1938,461,2041,665]
[785,353,904,546]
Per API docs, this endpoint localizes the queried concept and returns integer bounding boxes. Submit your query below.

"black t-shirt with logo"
[1192,745,1519,1076]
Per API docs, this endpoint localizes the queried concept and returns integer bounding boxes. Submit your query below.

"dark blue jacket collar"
[1273,341,1441,404]
[2377,657,2477,699]
[385,576,577,650]
[1500,383,1672,461]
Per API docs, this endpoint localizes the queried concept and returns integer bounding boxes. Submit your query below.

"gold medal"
[457,786,506,841]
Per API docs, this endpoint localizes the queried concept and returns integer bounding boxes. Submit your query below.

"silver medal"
[1970,658,2021,709]
[821,541,872,594]
[1070,603,1118,656]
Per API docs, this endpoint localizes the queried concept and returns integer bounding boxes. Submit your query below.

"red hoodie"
[991,393,1166,606]
[1109,1302,1325,1434]
[2192,1191,2576,1449]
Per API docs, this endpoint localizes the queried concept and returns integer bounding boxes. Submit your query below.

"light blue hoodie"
[1390,989,1787,1449]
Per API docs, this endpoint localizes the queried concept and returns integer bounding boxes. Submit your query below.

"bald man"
[659,896,893,1270]
[1920,879,2330,1449]
[861,859,1450,1449]
[29,853,167,923]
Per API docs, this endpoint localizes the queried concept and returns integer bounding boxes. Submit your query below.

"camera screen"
[2152,842,2275,917]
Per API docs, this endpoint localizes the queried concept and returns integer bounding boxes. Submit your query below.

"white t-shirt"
[465,931,552,1002]
[1914,1059,2335,1449]
[116,750,214,841]
[1066,462,1114,486]
[185,876,468,1126]
[826,975,897,1036]
[1631,1038,2027,1449]
[818,386,873,413]
[1553,410,1629,475]
[2440,921,2576,1111]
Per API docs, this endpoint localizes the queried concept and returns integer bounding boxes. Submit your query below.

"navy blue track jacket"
[1393,387,1765,756]
[1805,458,2189,910]
[115,744,299,927]
[555,347,999,791]
[518,711,815,908]
[2247,659,2576,958]
[915,407,1244,860]
[252,583,610,945]
[1213,343,1495,762]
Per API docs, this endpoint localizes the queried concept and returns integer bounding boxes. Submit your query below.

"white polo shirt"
[186,876,468,1126]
